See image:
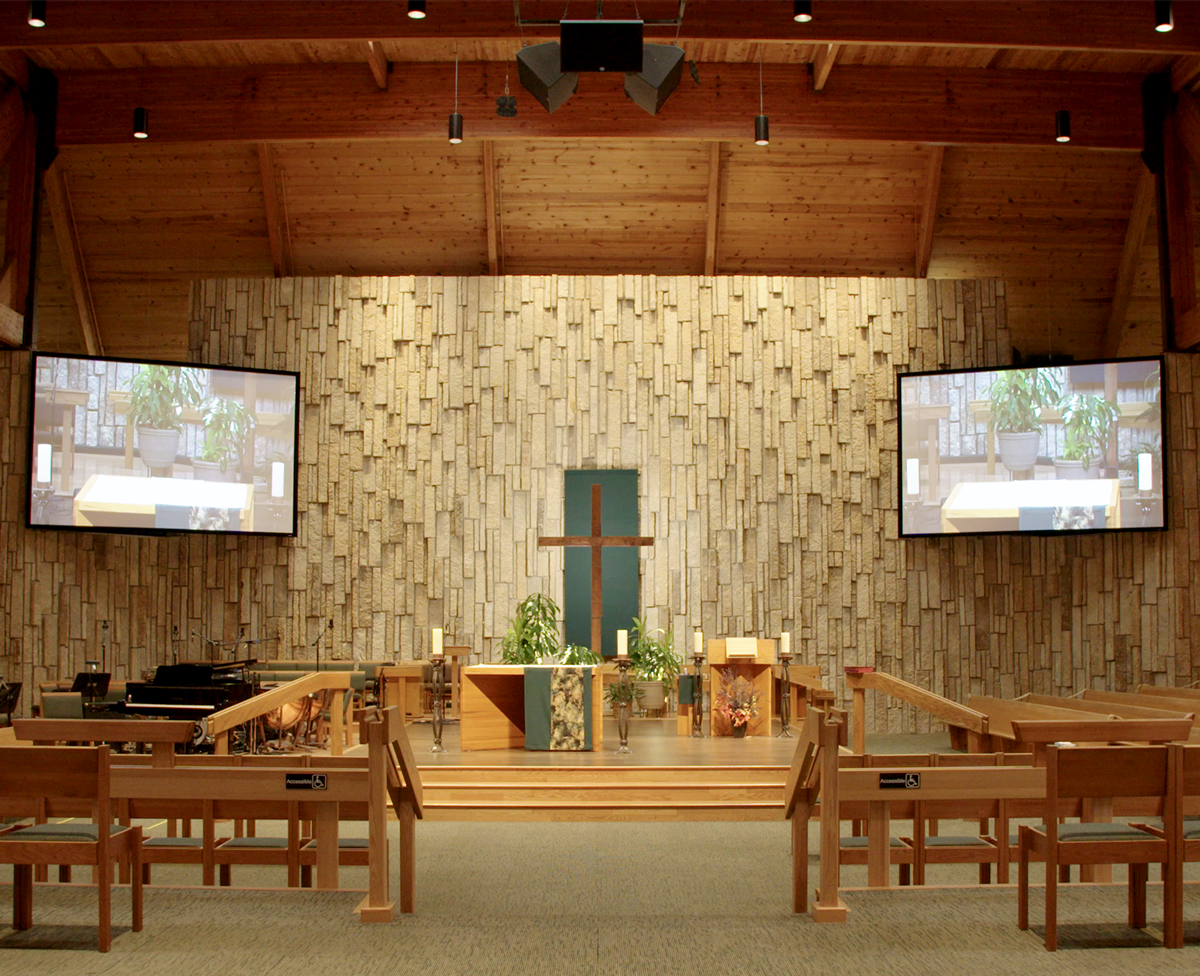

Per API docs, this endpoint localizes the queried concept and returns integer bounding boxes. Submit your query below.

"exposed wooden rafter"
[54,64,1145,150]
[0,83,25,163]
[3,2,1199,55]
[1104,166,1155,358]
[703,141,722,276]
[43,161,104,356]
[915,145,944,279]
[812,44,839,93]
[257,143,292,277]
[2,108,36,339]
[481,140,501,276]
[1162,95,1197,348]
[363,41,388,90]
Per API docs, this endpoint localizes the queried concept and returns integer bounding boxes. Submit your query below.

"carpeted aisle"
[2,819,1199,976]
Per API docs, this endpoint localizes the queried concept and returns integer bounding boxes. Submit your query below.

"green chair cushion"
[840,836,907,849]
[219,837,291,849]
[0,823,125,843]
[923,835,992,848]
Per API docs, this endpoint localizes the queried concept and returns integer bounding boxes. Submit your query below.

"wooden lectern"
[708,639,774,736]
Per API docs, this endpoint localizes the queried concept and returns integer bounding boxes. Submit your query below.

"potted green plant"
[1054,392,1119,479]
[987,368,1059,474]
[128,364,203,472]
[628,616,682,715]
[193,396,252,482]
[499,594,601,665]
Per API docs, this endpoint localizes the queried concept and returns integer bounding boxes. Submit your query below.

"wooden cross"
[538,483,655,656]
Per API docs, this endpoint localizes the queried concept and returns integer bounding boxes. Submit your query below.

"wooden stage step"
[416,764,789,822]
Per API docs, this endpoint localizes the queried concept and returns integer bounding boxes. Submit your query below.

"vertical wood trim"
[1163,100,1197,348]
[257,143,291,278]
[3,109,36,321]
[363,42,389,91]
[0,84,26,163]
[44,161,105,357]
[915,145,944,279]
[1103,165,1155,358]
[703,142,722,276]
[482,140,501,276]
[812,44,840,93]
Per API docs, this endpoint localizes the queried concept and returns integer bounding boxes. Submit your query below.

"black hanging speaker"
[559,20,644,73]
[516,42,579,114]
[624,45,684,115]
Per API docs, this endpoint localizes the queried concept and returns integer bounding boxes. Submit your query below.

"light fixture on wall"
[793,1,813,23]
[1055,109,1070,143]
[407,1,426,19]
[754,55,769,145]
[27,1,46,27]
[448,49,463,143]
[1155,0,1174,32]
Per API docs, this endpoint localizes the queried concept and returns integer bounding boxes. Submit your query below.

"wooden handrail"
[845,669,988,754]
[208,671,352,755]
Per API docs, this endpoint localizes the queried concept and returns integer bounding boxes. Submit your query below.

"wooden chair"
[0,746,143,952]
[1017,744,1171,951]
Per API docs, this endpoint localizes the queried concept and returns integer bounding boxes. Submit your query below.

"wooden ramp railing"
[844,669,988,754]
[359,705,422,920]
[207,671,352,756]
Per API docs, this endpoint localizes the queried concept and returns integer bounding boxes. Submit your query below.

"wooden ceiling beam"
[54,63,1144,150]
[363,41,389,91]
[4,2,1200,55]
[257,143,291,277]
[703,141,722,276]
[1104,165,1155,358]
[43,160,104,356]
[482,140,501,276]
[0,81,25,161]
[812,44,839,93]
[915,145,944,279]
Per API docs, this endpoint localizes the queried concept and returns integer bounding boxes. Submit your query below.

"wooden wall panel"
[2,274,1198,734]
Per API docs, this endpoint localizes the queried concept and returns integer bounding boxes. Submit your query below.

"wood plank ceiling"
[1,1,1198,361]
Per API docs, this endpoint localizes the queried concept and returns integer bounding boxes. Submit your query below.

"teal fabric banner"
[523,666,593,751]
[678,674,699,706]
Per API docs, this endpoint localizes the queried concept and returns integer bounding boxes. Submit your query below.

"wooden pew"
[1025,693,1196,724]
[13,717,196,767]
[967,696,1113,750]
[1011,717,1194,766]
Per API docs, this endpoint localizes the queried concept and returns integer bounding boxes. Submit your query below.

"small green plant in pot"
[128,364,204,471]
[194,396,252,480]
[499,594,601,665]
[987,368,1059,474]
[1055,392,1119,479]
[629,616,682,714]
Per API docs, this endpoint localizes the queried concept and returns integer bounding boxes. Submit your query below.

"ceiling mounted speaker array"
[624,45,684,116]
[516,43,579,114]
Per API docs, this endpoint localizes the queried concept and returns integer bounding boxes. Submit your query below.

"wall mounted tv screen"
[28,353,300,537]
[898,358,1165,537]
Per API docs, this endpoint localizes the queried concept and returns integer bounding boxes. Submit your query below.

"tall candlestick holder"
[777,652,793,737]
[690,649,705,737]
[615,657,633,754]
[429,657,447,753]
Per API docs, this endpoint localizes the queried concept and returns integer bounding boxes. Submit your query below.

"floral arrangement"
[715,667,760,727]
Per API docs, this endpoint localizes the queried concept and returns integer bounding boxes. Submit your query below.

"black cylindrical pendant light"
[27,1,46,27]
[1055,109,1070,143]
[448,112,463,144]
[793,1,813,23]
[755,56,769,146]
[407,1,426,19]
[133,106,149,139]
[1155,0,1174,32]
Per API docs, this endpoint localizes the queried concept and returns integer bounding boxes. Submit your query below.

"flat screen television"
[898,357,1165,537]
[27,352,300,537]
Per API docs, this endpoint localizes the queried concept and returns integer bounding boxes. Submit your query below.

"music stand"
[70,671,111,713]
[0,681,19,727]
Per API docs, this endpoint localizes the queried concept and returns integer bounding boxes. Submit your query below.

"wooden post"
[791,796,810,913]
[811,707,848,923]
[397,795,416,914]
[852,685,866,755]
[357,713,395,922]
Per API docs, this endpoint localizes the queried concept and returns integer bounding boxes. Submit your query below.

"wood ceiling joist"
[54,63,1145,150]
[363,41,388,90]
[482,140,501,275]
[4,2,1200,55]
[703,141,722,275]
[811,44,839,93]
[1162,97,1197,349]
[43,160,104,356]
[1103,165,1154,358]
[0,81,25,161]
[257,143,291,277]
[915,145,943,279]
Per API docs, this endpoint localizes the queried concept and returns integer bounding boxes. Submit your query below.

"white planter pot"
[997,430,1041,474]
[192,458,234,482]
[634,679,666,714]
[136,427,181,472]
[1053,458,1092,480]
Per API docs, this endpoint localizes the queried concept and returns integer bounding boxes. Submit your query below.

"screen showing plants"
[28,353,299,536]
[898,358,1164,537]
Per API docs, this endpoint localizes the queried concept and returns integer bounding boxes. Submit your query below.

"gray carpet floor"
[2,819,1200,976]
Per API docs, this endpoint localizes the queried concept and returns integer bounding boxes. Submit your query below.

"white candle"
[616,630,628,659]
[36,443,52,485]
[271,460,286,498]
[781,631,791,659]
[432,627,444,659]
[1137,452,1153,492]
[694,630,702,657]
[906,456,919,497]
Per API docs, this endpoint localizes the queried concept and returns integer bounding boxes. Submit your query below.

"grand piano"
[119,660,258,720]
